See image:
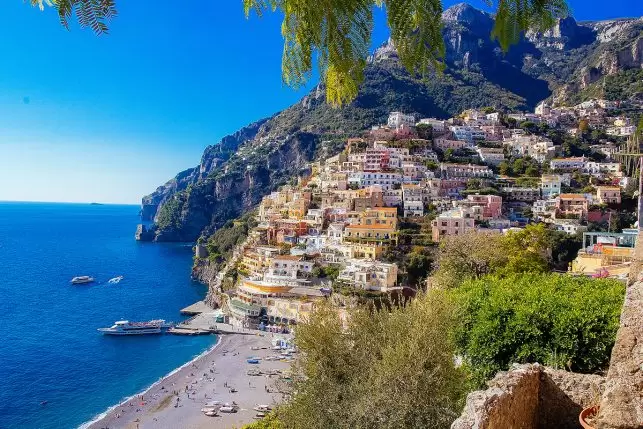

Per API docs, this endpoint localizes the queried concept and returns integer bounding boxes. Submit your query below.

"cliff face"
[139,4,643,243]
[550,17,643,104]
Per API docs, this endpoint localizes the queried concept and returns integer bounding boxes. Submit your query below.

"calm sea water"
[0,202,216,429]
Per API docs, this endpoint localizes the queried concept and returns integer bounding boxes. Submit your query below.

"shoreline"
[79,335,222,429]
[84,332,291,429]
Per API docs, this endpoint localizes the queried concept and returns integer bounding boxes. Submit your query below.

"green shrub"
[451,273,625,387]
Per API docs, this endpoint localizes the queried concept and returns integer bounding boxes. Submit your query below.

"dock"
[179,300,213,315]
[169,300,264,336]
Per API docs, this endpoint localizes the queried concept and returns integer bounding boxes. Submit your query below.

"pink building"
[431,208,475,241]
[596,186,621,205]
[457,194,503,220]
[435,138,467,151]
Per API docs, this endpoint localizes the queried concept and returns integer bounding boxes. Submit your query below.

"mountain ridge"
[139,4,643,242]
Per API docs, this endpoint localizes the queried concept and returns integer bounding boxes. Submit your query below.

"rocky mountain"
[138,3,643,243]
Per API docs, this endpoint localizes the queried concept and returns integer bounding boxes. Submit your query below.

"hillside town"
[197,99,642,331]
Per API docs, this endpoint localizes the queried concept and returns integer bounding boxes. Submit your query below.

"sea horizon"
[0,200,141,206]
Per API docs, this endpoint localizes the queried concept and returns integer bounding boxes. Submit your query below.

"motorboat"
[98,320,173,335]
[247,359,260,364]
[254,412,266,419]
[71,276,94,284]
[204,410,218,417]
[253,405,271,412]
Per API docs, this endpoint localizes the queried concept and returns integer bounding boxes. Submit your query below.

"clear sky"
[0,1,641,204]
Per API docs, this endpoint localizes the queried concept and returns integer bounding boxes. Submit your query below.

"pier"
[170,301,260,336]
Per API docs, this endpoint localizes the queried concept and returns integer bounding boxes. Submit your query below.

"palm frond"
[29,0,117,34]
[490,0,569,51]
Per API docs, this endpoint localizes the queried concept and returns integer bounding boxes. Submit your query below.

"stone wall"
[596,239,643,429]
[451,364,605,429]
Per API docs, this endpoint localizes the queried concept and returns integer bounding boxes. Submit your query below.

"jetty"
[170,301,260,336]
[180,300,212,315]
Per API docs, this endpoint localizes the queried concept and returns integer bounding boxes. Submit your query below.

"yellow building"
[570,231,637,276]
[359,207,398,228]
[350,243,385,259]
[343,223,398,246]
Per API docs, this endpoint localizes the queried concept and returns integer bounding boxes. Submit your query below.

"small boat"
[254,412,266,419]
[247,359,260,364]
[204,401,222,407]
[204,410,218,417]
[108,276,124,284]
[98,320,174,335]
[254,405,271,412]
[71,276,94,285]
[219,406,237,413]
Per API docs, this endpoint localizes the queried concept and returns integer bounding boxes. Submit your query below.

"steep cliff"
[550,17,643,104]
[139,3,643,243]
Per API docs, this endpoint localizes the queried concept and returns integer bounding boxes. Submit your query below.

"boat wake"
[107,276,123,284]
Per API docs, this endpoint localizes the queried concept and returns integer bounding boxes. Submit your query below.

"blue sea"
[0,202,216,429]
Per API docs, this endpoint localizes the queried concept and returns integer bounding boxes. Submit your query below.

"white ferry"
[98,320,173,335]
[71,276,94,284]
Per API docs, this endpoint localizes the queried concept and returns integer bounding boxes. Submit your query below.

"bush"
[278,293,467,429]
[451,273,625,387]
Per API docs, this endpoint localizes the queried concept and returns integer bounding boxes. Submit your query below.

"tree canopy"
[31,0,569,106]
[431,224,552,289]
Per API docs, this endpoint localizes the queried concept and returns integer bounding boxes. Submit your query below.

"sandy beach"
[86,332,291,429]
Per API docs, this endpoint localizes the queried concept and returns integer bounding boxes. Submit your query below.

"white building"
[504,135,556,163]
[550,157,586,171]
[532,199,558,219]
[449,125,486,143]
[337,259,398,292]
[476,147,505,166]
[535,101,551,116]
[440,163,494,179]
[388,112,416,130]
[552,220,587,235]
[347,172,402,190]
[417,118,446,132]
[584,162,621,176]
[402,184,424,217]
[540,175,562,199]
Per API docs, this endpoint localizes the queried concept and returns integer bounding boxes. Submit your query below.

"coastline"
[84,332,290,429]
[79,335,222,429]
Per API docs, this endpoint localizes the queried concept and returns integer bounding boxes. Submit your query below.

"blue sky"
[0,1,641,204]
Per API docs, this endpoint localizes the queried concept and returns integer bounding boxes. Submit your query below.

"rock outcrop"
[596,241,643,429]
[451,364,605,429]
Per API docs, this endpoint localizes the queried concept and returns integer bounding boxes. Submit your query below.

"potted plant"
[579,405,599,429]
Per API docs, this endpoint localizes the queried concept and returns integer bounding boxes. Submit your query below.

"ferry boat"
[98,320,173,335]
[70,276,94,284]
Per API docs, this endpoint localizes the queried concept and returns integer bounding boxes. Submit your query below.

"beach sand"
[87,333,291,429]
